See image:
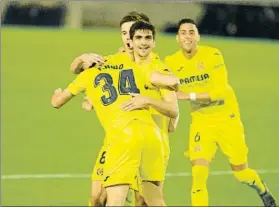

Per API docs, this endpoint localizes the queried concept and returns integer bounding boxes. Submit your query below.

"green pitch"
[2,27,279,206]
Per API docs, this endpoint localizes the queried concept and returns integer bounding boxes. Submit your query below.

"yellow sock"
[233,168,266,194]
[191,165,209,206]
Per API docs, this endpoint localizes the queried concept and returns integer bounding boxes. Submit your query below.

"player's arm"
[150,71,180,91]
[121,91,178,119]
[51,72,87,108]
[51,89,74,108]
[168,114,179,132]
[70,53,105,74]
[177,50,228,102]
[146,90,179,119]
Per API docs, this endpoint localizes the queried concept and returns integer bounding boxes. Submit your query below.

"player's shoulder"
[165,50,182,62]
[151,52,160,60]
[151,58,171,73]
[105,52,126,62]
[199,45,222,56]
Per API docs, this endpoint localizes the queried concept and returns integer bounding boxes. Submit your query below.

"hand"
[121,93,150,111]
[52,88,63,98]
[82,96,94,111]
[78,53,106,69]
[54,88,63,94]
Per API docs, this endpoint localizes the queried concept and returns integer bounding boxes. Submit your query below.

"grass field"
[2,27,279,206]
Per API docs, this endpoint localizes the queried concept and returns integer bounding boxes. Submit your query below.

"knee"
[90,190,104,206]
[233,169,250,184]
[135,192,146,206]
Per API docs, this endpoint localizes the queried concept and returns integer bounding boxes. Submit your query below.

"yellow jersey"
[136,57,172,136]
[165,46,240,120]
[67,52,156,133]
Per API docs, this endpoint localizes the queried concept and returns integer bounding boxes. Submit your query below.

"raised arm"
[51,71,88,108]
[150,71,180,92]
[70,53,105,74]
[51,88,74,109]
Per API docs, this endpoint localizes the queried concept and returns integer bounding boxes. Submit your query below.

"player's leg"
[161,132,170,199]
[219,118,276,206]
[188,123,218,206]
[135,191,146,206]
[140,123,166,206]
[102,122,142,206]
[89,145,107,206]
[134,132,169,207]
[130,174,147,206]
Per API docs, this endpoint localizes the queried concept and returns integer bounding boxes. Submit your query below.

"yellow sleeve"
[208,50,228,101]
[66,71,90,95]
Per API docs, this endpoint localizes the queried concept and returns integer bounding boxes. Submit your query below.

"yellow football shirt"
[136,57,172,136]
[67,52,156,133]
[165,46,240,119]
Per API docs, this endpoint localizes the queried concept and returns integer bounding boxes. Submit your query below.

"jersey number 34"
[94,69,140,106]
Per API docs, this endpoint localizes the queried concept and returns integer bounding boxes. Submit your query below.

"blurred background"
[2,0,279,39]
[1,0,279,206]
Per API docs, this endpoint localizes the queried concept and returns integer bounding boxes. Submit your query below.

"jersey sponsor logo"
[180,73,209,84]
[103,64,124,70]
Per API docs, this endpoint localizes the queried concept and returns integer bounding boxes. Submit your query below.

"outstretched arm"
[150,72,180,91]
[51,88,74,109]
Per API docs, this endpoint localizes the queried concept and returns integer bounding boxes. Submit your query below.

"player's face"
[132,29,155,57]
[121,21,135,52]
[177,23,200,53]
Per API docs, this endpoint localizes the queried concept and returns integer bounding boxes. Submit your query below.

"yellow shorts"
[132,130,169,194]
[90,139,140,190]
[91,144,107,181]
[102,120,165,188]
[187,116,248,165]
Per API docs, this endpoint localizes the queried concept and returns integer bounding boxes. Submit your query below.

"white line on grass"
[2,169,279,180]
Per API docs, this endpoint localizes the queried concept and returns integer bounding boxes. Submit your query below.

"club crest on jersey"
[96,168,104,176]
[196,62,205,70]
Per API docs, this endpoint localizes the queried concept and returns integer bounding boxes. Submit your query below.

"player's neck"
[126,51,135,61]
[134,53,152,65]
[182,46,198,59]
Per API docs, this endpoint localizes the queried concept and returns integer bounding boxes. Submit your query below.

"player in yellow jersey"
[51,21,179,206]
[70,13,179,206]
[165,18,276,207]
[70,12,152,207]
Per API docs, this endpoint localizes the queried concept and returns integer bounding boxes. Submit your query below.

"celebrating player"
[165,18,276,207]
[51,21,179,206]
[70,12,179,206]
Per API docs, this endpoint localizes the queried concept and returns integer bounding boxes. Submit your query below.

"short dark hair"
[120,11,150,27]
[178,18,196,30]
[129,21,156,40]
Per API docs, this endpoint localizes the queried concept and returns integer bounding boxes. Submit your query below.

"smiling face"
[177,23,200,53]
[121,21,135,53]
[131,29,155,58]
